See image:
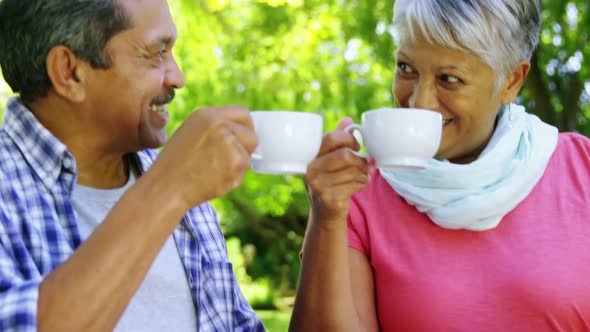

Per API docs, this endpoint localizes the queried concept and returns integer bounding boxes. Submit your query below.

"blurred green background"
[1,0,589,330]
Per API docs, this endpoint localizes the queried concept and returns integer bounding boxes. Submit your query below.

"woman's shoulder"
[558,132,590,145]
[555,132,590,163]
[540,133,590,193]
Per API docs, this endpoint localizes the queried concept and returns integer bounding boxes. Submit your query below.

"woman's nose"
[409,80,439,111]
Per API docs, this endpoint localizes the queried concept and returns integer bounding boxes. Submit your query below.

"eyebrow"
[396,51,466,71]
[396,51,409,59]
[147,35,175,49]
[437,65,462,71]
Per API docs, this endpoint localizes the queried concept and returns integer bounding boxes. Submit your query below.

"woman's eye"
[397,62,414,74]
[441,74,461,84]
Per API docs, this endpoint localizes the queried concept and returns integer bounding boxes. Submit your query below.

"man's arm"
[37,172,188,331]
[0,167,196,332]
[4,107,257,332]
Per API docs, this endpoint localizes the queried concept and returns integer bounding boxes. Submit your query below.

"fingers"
[318,116,363,156]
[304,127,370,220]
[336,117,354,131]
[307,148,369,175]
[205,106,255,132]
[205,125,251,192]
[195,106,258,154]
[227,121,259,155]
[305,149,369,200]
[224,136,251,190]
[318,130,360,156]
[306,180,368,221]
[305,167,369,192]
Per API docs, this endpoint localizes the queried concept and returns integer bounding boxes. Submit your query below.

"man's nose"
[164,56,186,90]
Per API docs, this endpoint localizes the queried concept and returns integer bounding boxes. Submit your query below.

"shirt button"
[63,158,72,169]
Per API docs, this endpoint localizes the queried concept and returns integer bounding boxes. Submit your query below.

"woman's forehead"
[395,38,493,72]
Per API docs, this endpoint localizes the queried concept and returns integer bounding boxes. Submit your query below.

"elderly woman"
[290,0,590,331]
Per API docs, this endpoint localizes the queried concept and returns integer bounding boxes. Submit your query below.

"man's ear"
[500,60,531,104]
[46,46,89,103]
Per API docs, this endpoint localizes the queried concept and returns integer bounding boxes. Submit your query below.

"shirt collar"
[3,97,75,190]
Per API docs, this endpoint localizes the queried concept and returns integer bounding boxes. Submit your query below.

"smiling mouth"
[149,104,167,113]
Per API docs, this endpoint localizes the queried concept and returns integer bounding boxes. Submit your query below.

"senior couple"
[0,0,588,331]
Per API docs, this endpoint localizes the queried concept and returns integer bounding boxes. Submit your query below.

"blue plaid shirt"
[0,98,265,332]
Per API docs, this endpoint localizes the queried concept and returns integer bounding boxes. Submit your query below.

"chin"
[141,134,168,150]
[152,138,168,149]
[434,141,451,160]
[433,152,447,161]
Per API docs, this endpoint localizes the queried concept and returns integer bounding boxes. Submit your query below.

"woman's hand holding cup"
[303,118,371,228]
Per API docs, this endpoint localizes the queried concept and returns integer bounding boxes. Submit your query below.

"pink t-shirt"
[348,133,590,332]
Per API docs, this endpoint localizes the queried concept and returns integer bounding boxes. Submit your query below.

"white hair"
[393,0,541,88]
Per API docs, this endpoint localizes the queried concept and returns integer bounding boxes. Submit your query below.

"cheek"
[393,80,413,106]
[447,103,497,141]
[439,90,478,119]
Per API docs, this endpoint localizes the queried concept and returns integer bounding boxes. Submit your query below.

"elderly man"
[0,0,264,331]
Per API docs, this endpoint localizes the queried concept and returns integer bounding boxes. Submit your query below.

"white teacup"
[345,107,442,169]
[251,111,323,175]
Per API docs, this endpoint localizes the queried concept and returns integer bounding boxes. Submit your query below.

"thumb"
[336,117,354,131]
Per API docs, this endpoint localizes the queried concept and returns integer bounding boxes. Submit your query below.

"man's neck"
[28,96,130,189]
[75,152,130,189]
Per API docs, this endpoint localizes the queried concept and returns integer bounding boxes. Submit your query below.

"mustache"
[150,89,175,106]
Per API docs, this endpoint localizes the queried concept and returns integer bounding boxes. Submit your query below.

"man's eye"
[153,48,168,62]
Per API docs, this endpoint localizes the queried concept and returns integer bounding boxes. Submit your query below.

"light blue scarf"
[380,104,558,231]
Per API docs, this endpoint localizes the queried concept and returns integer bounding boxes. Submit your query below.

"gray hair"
[393,0,541,87]
[0,0,131,103]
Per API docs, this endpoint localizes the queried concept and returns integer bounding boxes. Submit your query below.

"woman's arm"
[289,119,377,331]
[349,248,379,331]
[291,215,378,332]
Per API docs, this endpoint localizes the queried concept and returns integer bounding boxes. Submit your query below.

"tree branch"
[562,72,584,132]
[224,194,276,242]
[525,49,558,127]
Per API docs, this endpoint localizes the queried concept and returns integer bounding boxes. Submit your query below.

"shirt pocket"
[199,260,236,332]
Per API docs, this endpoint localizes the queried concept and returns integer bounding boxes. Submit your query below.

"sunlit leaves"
[535,0,590,132]
[165,0,590,292]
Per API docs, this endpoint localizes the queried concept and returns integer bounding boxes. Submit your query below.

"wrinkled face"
[84,0,186,152]
[393,37,503,163]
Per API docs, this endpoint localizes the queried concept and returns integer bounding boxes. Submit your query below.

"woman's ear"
[500,60,531,104]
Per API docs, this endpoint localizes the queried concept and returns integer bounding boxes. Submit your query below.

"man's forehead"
[118,0,173,24]
[117,0,177,41]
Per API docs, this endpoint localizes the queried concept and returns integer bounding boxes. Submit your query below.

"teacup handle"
[343,124,368,158]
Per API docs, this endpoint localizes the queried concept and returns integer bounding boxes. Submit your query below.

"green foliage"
[170,0,397,296]
[0,0,588,307]
[523,0,590,134]
[255,309,291,332]
[226,237,277,309]
[167,0,589,298]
